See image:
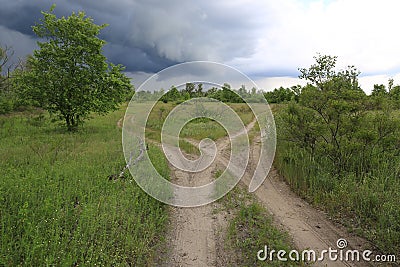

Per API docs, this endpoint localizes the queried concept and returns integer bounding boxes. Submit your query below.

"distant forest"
[134,82,264,103]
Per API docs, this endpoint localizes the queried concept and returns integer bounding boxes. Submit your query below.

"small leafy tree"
[280,54,370,174]
[390,85,400,108]
[15,6,132,131]
[195,83,203,97]
[184,82,195,97]
[160,86,181,103]
[369,82,396,110]
[298,54,338,90]
[279,54,400,176]
[371,84,387,97]
[263,86,296,103]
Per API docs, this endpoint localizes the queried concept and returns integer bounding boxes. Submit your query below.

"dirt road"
[120,116,372,266]
[240,136,372,267]
[160,117,374,266]
[158,150,221,266]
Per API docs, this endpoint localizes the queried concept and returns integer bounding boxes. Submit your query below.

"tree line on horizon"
[134,82,266,103]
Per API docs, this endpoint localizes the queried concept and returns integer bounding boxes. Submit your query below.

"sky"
[1,0,400,94]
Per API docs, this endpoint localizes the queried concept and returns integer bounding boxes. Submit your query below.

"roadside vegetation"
[273,54,400,254]
[218,185,303,266]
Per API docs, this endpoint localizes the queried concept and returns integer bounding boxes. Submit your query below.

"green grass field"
[0,107,170,266]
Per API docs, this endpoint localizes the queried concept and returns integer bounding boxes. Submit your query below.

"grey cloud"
[103,43,177,73]
[0,0,270,74]
[125,1,267,63]
[0,26,37,65]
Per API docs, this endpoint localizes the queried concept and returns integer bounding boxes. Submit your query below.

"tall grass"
[0,107,169,266]
[222,186,303,266]
[275,109,400,255]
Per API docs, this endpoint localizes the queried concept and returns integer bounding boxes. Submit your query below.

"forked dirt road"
[120,116,373,266]
[157,118,374,267]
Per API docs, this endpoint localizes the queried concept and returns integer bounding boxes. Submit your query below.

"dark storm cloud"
[0,0,268,73]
